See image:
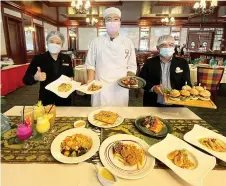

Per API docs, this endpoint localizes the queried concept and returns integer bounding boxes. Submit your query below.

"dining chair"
[197,67,225,102]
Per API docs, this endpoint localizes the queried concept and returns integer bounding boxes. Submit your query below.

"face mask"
[106,22,120,35]
[160,47,174,58]
[48,43,61,54]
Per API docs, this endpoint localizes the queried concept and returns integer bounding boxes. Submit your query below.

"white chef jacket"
[85,34,137,107]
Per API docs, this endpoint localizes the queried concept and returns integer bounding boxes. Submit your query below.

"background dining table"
[2,106,226,186]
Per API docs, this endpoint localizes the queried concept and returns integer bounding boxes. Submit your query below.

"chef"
[23,31,74,106]
[85,7,137,107]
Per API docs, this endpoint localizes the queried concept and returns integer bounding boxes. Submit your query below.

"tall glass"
[44,105,56,127]
[20,107,34,129]
[33,105,45,121]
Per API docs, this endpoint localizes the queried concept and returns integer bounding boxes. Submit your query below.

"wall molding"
[2,1,57,26]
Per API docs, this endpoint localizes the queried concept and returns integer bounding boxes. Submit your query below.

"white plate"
[88,108,124,128]
[51,128,100,164]
[184,124,226,162]
[148,134,216,186]
[77,80,106,95]
[45,75,81,98]
[99,134,155,179]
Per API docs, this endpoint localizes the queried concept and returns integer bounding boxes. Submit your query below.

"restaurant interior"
[1,1,226,186]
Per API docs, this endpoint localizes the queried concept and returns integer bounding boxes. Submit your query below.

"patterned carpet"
[1,83,226,136]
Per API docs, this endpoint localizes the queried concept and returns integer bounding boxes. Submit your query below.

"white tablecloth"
[190,67,226,85]
[2,106,226,186]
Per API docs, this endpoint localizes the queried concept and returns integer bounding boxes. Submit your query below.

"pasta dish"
[60,134,92,157]
[58,83,72,92]
[88,83,102,91]
[199,138,226,152]
[113,141,145,170]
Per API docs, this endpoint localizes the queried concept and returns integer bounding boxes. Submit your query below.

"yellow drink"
[36,116,50,134]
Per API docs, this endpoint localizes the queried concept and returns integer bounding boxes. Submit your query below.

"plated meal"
[184,125,226,162]
[99,134,155,179]
[51,128,100,164]
[141,116,165,134]
[135,116,171,138]
[88,109,124,128]
[148,134,216,186]
[94,111,119,125]
[118,76,146,89]
[113,141,145,170]
[87,83,102,91]
[58,83,72,92]
[60,133,92,157]
[198,138,226,152]
[121,76,138,88]
[167,149,197,169]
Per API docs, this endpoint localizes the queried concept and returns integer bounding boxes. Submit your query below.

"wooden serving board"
[164,95,217,109]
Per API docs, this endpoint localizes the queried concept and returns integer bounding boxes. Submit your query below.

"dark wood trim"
[42,1,123,7]
[56,7,59,24]
[1,1,57,26]
[155,1,226,6]
[183,22,225,28]
[0,55,8,58]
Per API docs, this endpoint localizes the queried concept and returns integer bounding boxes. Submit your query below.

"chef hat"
[46,31,65,44]
[103,7,121,18]
[157,35,175,46]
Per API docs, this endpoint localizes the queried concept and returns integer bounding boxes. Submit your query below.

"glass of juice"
[44,105,56,127]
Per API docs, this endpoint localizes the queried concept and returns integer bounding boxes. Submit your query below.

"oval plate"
[117,76,146,89]
[135,116,172,138]
[51,128,100,164]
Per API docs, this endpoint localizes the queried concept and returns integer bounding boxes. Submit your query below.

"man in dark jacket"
[23,31,74,106]
[139,35,191,107]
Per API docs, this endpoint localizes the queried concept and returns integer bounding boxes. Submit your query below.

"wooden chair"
[197,67,225,102]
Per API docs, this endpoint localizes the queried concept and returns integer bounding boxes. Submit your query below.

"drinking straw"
[22,106,25,123]
[48,105,54,114]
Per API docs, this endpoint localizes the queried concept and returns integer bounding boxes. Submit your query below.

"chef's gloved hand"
[153,85,163,95]
[127,71,135,76]
[34,67,46,81]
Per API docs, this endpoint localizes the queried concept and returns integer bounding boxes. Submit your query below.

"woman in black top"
[23,31,74,106]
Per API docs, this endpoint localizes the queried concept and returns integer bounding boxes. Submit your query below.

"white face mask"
[48,43,61,54]
[105,22,121,35]
[159,47,175,58]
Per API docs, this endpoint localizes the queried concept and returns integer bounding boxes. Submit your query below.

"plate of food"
[148,134,216,186]
[184,124,226,162]
[78,80,104,95]
[51,128,100,164]
[99,134,155,179]
[88,109,124,128]
[135,116,171,138]
[118,76,146,89]
[45,75,81,98]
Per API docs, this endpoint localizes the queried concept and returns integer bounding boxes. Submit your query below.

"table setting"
[1,106,226,186]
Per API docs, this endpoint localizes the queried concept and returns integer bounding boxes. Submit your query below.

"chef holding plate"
[85,7,137,107]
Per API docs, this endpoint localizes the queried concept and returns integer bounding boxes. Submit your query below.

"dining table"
[1,106,226,186]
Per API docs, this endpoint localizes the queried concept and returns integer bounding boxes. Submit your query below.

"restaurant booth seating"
[197,67,225,102]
